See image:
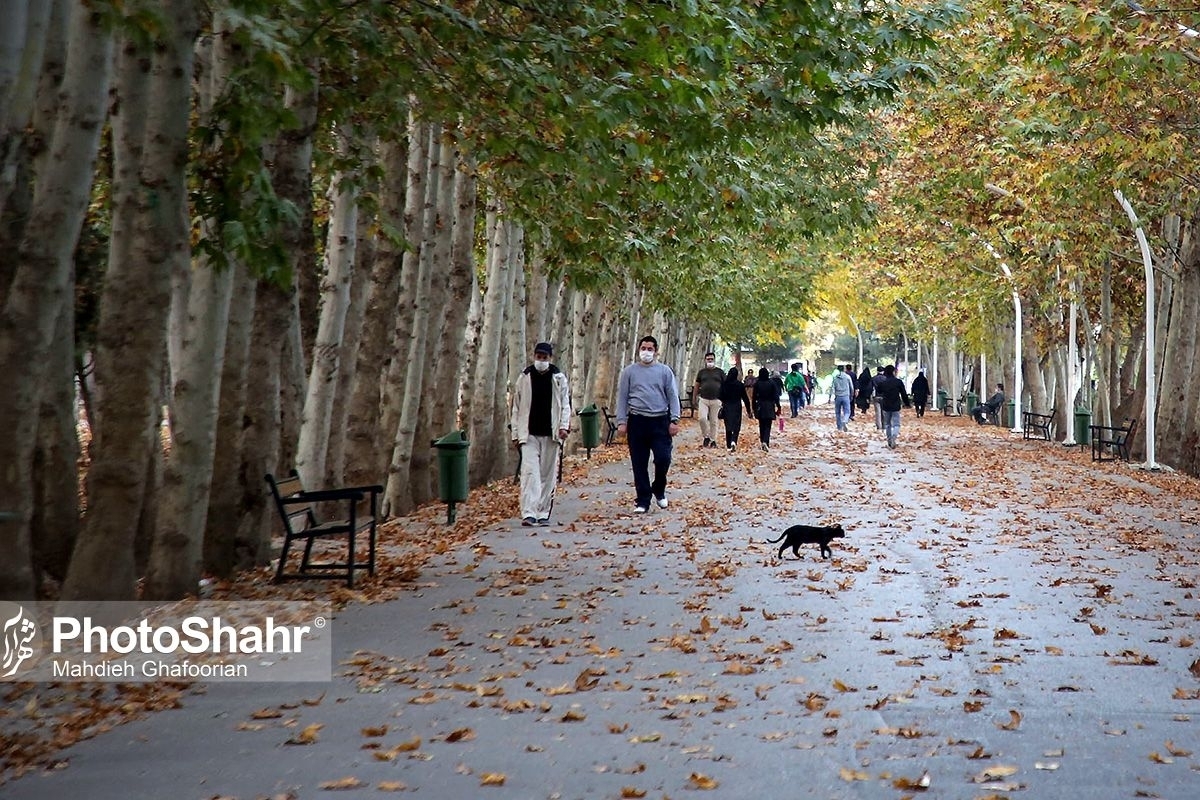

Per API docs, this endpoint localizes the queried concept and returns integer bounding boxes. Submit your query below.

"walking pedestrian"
[832,364,855,432]
[752,367,782,450]
[615,336,681,513]
[692,352,725,449]
[785,363,806,418]
[910,368,930,418]
[875,364,911,449]
[510,342,571,526]
[719,367,754,451]
[871,366,888,430]
[855,365,873,419]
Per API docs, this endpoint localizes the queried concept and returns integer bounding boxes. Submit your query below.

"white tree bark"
[468,203,515,485]
[342,138,406,489]
[385,122,444,515]
[376,114,430,496]
[436,147,477,439]
[3,1,112,600]
[142,8,234,600]
[297,131,358,489]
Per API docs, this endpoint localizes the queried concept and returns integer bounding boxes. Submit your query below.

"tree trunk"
[435,148,477,440]
[376,115,429,502]
[203,260,255,577]
[412,130,459,507]
[31,299,78,585]
[342,138,407,489]
[0,0,57,290]
[468,203,515,486]
[297,134,358,489]
[4,3,112,600]
[326,180,374,490]
[384,121,442,516]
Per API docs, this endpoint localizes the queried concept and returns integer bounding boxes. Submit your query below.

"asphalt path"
[4,407,1200,799]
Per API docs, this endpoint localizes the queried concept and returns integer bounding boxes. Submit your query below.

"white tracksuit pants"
[520,436,560,521]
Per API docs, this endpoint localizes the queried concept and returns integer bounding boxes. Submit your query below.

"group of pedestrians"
[832,362,934,449]
[511,337,942,525]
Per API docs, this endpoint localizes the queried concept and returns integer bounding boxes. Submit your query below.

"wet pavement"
[4,408,1200,799]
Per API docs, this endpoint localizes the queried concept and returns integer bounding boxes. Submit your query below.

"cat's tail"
[765,532,785,543]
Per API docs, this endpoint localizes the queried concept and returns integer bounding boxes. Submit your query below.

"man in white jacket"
[510,342,572,526]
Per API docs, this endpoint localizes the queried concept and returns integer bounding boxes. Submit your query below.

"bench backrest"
[266,473,315,534]
[1117,418,1138,442]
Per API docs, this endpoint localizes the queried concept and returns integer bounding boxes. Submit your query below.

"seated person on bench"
[972,383,1005,425]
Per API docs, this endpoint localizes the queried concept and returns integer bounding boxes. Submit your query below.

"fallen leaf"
[319,776,365,790]
[286,723,323,745]
[621,788,647,799]
[444,728,475,743]
[839,767,870,781]
[1165,740,1192,757]
[997,710,1022,731]
[974,765,1018,783]
[360,725,388,737]
[250,708,284,720]
[687,773,719,790]
[1149,752,1174,764]
[377,781,407,792]
[479,772,506,786]
[892,770,932,790]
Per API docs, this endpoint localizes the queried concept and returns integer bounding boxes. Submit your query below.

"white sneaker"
[634,505,648,514]
[655,496,668,509]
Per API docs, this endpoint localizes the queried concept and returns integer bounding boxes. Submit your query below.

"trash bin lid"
[578,403,598,416]
[432,430,469,449]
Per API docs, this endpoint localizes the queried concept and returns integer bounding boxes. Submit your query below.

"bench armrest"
[294,488,366,502]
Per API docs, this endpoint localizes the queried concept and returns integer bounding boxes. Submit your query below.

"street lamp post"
[1113,189,1159,470]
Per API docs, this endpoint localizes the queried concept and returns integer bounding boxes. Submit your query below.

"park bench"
[1022,407,1056,441]
[1090,418,1138,463]
[680,389,696,418]
[942,393,963,416]
[602,406,618,445]
[266,471,382,587]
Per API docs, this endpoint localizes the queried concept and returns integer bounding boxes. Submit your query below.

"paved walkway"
[4,408,1200,798]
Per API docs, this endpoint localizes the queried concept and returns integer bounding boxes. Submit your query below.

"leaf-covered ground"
[4,408,1200,798]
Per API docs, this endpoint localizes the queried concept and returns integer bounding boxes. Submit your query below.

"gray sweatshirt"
[616,361,681,423]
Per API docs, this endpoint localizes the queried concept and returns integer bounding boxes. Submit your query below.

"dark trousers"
[789,392,802,416]
[914,400,926,417]
[721,402,744,447]
[627,414,672,506]
[758,416,773,446]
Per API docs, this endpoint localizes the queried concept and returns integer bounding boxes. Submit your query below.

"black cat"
[767,524,846,560]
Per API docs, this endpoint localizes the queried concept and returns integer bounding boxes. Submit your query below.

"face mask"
[639,350,655,364]
[705,360,715,367]
[533,360,549,372]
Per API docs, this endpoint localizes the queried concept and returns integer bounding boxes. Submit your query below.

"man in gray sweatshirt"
[616,335,681,513]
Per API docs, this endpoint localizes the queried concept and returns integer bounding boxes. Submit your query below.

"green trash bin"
[432,430,470,523]
[1074,408,1091,446]
[966,392,978,418]
[578,404,600,457]
[1005,400,1016,428]
[937,389,948,412]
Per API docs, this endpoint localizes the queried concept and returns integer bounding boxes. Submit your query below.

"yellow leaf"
[1166,740,1193,757]
[839,767,870,781]
[687,773,719,790]
[360,725,388,737]
[974,765,1018,782]
[287,723,323,745]
[377,781,407,792]
[318,776,365,790]
[480,773,506,786]
[621,788,647,799]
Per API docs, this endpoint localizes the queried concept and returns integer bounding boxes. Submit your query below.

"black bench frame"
[266,471,382,587]
[680,389,696,418]
[601,406,618,445]
[1090,418,1138,463]
[1022,407,1056,440]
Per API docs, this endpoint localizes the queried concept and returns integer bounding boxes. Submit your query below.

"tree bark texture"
[297,140,358,489]
[3,2,112,600]
[384,121,441,516]
[342,138,407,490]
